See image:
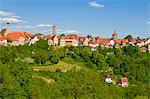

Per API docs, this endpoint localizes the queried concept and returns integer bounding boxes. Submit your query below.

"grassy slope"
[32,57,86,72]
[31,57,149,99]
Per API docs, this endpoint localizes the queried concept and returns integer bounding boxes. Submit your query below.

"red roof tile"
[96,38,110,44]
[121,77,128,83]
[0,35,6,40]
[6,32,30,41]
[67,34,80,39]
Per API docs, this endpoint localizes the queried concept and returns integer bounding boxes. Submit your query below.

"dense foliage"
[0,40,149,98]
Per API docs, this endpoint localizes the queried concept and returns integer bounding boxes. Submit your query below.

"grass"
[32,60,83,72]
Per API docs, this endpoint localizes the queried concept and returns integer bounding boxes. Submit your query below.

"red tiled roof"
[115,39,129,44]
[130,40,137,43]
[89,41,99,45]
[67,34,80,39]
[121,77,128,83]
[96,38,110,44]
[0,35,6,40]
[6,32,30,41]
[43,35,52,40]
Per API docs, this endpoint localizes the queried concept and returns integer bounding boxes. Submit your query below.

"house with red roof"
[0,35,7,46]
[0,28,31,46]
[89,41,99,48]
[83,37,89,46]
[6,32,31,46]
[29,35,39,45]
[67,34,80,40]
[96,38,110,47]
[118,77,129,87]
[65,38,79,46]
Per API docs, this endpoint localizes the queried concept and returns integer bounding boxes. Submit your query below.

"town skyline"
[0,0,150,38]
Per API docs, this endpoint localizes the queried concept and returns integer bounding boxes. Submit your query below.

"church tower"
[52,25,56,36]
[112,30,118,40]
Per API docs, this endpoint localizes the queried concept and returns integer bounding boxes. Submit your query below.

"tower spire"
[52,24,56,36]
[6,22,10,29]
[112,30,118,40]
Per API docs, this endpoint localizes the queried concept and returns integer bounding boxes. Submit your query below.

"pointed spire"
[114,30,117,34]
[6,22,10,29]
[112,30,118,40]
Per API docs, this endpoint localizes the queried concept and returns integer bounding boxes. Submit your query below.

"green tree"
[124,35,133,41]
[60,34,65,37]
[33,49,48,65]
[50,53,60,64]
[34,39,49,49]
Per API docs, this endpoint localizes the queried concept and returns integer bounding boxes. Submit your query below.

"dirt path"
[33,75,55,84]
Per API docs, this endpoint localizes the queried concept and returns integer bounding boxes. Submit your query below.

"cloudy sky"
[0,0,149,38]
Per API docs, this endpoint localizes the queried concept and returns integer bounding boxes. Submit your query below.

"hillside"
[0,41,150,98]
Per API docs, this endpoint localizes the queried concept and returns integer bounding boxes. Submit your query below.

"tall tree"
[124,35,133,41]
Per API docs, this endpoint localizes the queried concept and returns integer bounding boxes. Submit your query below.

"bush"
[50,55,60,64]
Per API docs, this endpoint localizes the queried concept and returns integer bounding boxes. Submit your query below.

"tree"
[0,62,33,98]
[0,46,9,64]
[50,53,60,64]
[106,54,121,74]
[87,35,92,38]
[60,34,65,37]
[122,45,140,56]
[124,35,133,41]
[80,47,92,62]
[33,49,48,65]
[34,39,49,49]
[97,60,109,70]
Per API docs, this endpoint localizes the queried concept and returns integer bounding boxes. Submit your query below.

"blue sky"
[0,0,149,38]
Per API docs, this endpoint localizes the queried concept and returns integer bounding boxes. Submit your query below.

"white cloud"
[35,24,53,28]
[146,21,150,24]
[0,17,24,24]
[0,11,24,24]
[10,15,22,19]
[0,11,12,17]
[64,29,81,34]
[0,11,21,18]
[89,1,104,8]
[15,25,32,29]
[14,24,53,30]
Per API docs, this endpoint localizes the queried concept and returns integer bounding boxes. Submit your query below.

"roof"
[0,29,7,35]
[89,41,99,45]
[121,77,128,83]
[67,34,80,39]
[0,28,12,36]
[115,39,128,43]
[96,38,110,44]
[6,32,30,41]
[0,35,6,40]
[43,35,52,40]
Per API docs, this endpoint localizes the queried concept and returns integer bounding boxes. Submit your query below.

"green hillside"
[0,40,150,99]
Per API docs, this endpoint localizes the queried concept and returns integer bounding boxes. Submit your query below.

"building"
[148,44,150,53]
[0,28,12,36]
[52,25,56,36]
[59,37,66,46]
[105,77,113,84]
[83,37,89,46]
[65,39,78,46]
[29,36,39,45]
[6,32,30,46]
[118,77,129,87]
[89,41,99,48]
[112,30,118,40]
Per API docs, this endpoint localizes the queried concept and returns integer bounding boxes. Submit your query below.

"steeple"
[6,22,10,29]
[52,25,56,36]
[112,30,118,40]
